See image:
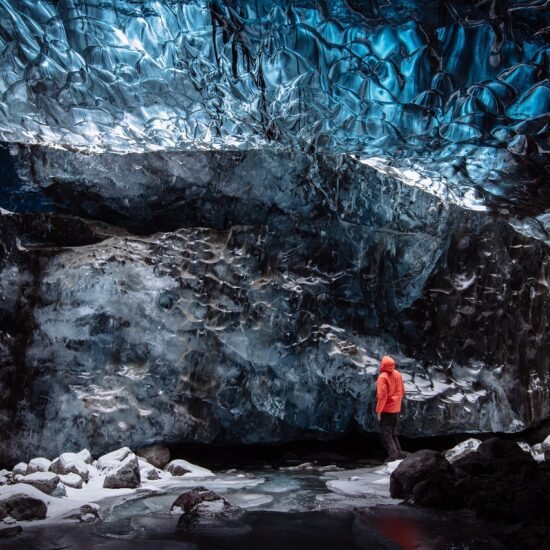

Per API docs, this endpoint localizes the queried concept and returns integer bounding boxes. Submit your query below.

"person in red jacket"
[376,355,406,461]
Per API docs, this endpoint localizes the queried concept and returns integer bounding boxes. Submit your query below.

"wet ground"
[0,468,504,550]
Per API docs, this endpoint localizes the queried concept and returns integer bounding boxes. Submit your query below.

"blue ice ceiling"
[0,0,549,211]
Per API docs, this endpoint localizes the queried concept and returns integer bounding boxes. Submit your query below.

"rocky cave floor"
[1,433,549,550]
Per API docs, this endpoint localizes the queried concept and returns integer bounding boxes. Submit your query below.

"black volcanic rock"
[411,471,461,509]
[136,445,171,470]
[390,450,452,500]
[391,440,550,548]
[172,487,241,529]
[103,456,141,489]
[452,452,492,477]
[0,494,47,521]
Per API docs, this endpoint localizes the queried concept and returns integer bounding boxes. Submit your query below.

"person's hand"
[376,412,381,422]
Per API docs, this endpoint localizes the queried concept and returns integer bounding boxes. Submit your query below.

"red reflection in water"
[362,512,427,550]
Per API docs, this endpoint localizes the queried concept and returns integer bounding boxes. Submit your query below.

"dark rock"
[390,450,452,500]
[493,520,550,550]
[0,506,7,520]
[172,487,230,514]
[18,472,60,495]
[452,449,549,524]
[172,487,239,528]
[456,475,541,523]
[527,419,550,446]
[136,445,170,469]
[0,517,22,539]
[1,495,47,521]
[477,438,537,479]
[452,452,492,477]
[412,471,461,509]
[388,442,550,548]
[538,460,550,481]
[141,466,160,481]
[103,455,141,489]
[64,504,100,523]
[478,438,535,464]
[164,460,192,476]
[513,487,542,522]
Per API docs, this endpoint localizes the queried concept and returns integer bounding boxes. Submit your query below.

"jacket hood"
[380,355,396,373]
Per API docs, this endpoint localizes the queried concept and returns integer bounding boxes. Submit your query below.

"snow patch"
[164,459,214,478]
[444,438,481,463]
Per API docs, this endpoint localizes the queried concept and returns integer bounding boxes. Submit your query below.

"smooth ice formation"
[0,1,548,210]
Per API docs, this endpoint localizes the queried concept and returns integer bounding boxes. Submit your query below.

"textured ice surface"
[0,1,549,210]
[0,164,549,461]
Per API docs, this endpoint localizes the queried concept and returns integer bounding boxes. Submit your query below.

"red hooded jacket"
[376,356,405,413]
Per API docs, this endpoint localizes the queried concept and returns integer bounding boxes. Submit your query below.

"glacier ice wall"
[0,0,549,210]
[0,152,549,462]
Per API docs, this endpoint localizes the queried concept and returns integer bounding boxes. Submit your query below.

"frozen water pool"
[1,467,503,550]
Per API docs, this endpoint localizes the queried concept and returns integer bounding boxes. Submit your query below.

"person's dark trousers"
[380,412,402,461]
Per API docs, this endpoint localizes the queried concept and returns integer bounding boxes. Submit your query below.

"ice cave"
[0,1,549,548]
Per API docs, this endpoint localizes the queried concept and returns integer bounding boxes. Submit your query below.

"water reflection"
[361,511,426,549]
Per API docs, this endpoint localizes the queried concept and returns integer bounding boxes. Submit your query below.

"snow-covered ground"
[0,446,227,531]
